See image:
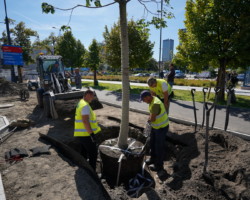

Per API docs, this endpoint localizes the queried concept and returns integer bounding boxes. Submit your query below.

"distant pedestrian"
[75,68,82,89]
[230,71,238,87]
[167,63,175,88]
[140,90,169,172]
[159,71,164,79]
[74,89,101,170]
[147,77,172,113]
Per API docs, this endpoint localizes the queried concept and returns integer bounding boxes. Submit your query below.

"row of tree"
[1,19,159,85]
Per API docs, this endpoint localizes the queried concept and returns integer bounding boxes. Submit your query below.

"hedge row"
[84,75,216,87]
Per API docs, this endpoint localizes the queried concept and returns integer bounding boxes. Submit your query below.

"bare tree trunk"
[216,58,226,102]
[117,0,129,149]
[94,69,98,86]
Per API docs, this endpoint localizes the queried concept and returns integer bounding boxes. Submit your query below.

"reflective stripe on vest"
[149,79,172,99]
[74,99,101,136]
[149,97,169,129]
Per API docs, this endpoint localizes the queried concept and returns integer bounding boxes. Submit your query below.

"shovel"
[224,86,233,131]
[191,89,197,132]
[201,87,208,128]
[203,101,215,174]
[211,87,220,129]
[140,122,152,155]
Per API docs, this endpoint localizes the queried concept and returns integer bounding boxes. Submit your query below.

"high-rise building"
[162,39,174,62]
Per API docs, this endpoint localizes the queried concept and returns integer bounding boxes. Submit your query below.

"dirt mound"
[0,78,27,96]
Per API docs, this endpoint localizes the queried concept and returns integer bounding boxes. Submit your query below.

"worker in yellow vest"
[140,90,169,172]
[74,89,101,170]
[147,77,172,114]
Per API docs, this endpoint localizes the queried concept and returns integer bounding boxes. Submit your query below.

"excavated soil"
[0,81,249,200]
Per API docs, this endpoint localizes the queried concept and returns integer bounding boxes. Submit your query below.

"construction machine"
[36,55,102,119]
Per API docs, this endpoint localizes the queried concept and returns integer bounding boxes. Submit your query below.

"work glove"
[90,133,97,143]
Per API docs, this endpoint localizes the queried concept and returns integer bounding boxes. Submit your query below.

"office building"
[162,39,174,62]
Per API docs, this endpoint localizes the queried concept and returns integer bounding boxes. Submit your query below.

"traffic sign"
[2,45,23,53]
[1,45,23,65]
[2,52,24,65]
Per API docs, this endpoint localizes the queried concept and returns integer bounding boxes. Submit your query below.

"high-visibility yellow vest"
[74,99,101,136]
[149,97,169,129]
[149,79,172,99]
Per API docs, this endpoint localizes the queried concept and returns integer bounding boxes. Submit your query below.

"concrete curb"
[100,100,250,141]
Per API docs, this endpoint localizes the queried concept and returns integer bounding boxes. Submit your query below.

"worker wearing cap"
[140,90,169,172]
[147,77,172,114]
[74,89,101,170]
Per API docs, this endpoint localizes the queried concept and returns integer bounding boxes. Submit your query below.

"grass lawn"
[82,81,250,109]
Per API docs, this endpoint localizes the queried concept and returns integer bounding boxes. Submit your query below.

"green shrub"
[83,76,217,87]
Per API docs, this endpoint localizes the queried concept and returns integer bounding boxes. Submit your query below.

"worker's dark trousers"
[150,125,169,168]
[76,137,97,170]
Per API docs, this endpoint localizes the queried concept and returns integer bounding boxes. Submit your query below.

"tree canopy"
[55,31,85,68]
[174,0,250,101]
[84,39,101,85]
[33,32,59,55]
[103,19,154,69]
[1,21,38,64]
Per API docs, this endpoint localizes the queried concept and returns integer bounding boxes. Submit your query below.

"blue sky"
[1,0,186,60]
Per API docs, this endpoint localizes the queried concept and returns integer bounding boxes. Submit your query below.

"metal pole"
[211,87,220,129]
[3,0,16,82]
[4,0,11,45]
[201,88,208,128]
[224,88,232,131]
[158,0,163,77]
[191,89,197,132]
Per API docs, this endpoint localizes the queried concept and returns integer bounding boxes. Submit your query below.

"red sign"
[2,45,23,53]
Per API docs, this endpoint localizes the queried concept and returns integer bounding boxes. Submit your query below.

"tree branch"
[53,2,117,11]
[137,0,159,16]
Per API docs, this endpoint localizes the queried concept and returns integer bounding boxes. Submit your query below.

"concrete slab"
[0,104,14,109]
[0,173,6,200]
[0,116,9,130]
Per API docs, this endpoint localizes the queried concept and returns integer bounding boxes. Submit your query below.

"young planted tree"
[103,19,154,70]
[55,31,85,69]
[84,39,101,86]
[175,0,250,101]
[42,0,172,149]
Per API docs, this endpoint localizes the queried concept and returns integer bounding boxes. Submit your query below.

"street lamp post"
[3,0,16,82]
[52,27,62,55]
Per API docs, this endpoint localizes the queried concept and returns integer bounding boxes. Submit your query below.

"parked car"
[237,74,245,81]
[150,72,159,78]
[87,72,94,76]
[134,73,144,77]
[195,71,211,79]
[175,72,186,78]
[26,74,39,91]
